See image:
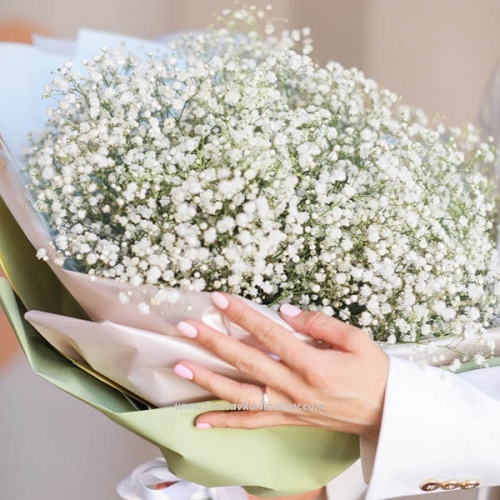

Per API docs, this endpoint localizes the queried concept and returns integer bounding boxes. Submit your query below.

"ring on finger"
[260,386,269,411]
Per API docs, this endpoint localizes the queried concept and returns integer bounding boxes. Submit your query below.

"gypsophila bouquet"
[25,6,500,347]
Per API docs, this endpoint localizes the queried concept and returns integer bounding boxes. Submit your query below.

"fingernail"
[280,303,302,317]
[196,422,211,429]
[211,292,229,310]
[177,321,198,338]
[174,364,193,380]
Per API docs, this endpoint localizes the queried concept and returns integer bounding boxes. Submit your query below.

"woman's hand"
[174,292,389,441]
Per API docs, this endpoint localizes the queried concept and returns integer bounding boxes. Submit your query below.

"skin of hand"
[174,292,389,442]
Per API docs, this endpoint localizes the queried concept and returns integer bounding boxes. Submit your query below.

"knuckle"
[304,311,329,332]
[230,416,258,429]
[288,386,311,405]
[233,392,249,406]
[197,375,217,394]
[193,375,216,395]
[234,353,257,375]
[303,367,327,388]
[229,301,279,346]
[257,321,277,345]
[201,331,221,352]
[229,302,247,326]
[281,344,302,366]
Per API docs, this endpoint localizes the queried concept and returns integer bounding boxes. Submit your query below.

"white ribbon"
[116,458,248,500]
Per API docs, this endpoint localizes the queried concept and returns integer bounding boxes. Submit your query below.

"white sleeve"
[361,356,500,500]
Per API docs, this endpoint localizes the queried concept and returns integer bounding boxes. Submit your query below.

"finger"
[279,304,367,352]
[176,319,296,391]
[195,410,307,429]
[173,361,265,406]
[209,292,320,372]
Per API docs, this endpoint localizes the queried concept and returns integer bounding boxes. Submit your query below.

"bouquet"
[1,5,500,497]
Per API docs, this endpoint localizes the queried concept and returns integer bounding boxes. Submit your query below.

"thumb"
[279,304,363,352]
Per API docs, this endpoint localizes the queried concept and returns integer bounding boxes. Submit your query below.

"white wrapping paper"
[25,310,262,407]
[23,306,500,407]
[116,458,248,500]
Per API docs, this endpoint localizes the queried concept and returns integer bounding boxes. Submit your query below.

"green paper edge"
[446,356,500,373]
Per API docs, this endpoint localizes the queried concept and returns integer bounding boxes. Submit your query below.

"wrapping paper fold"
[26,310,255,407]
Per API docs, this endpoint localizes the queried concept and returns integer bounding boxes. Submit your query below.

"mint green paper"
[0,196,359,497]
[447,356,500,373]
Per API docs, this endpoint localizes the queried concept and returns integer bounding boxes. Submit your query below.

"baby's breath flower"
[25,6,500,348]
[36,248,49,261]
[138,302,151,315]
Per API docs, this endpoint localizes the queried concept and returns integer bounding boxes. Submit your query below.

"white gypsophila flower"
[36,248,49,261]
[138,302,151,315]
[24,6,500,350]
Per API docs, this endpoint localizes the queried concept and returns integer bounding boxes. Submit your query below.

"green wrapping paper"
[0,196,360,497]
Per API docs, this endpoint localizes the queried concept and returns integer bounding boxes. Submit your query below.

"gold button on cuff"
[441,481,460,490]
[460,480,480,490]
[420,480,440,492]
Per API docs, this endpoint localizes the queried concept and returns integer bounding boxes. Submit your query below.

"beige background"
[1,1,500,499]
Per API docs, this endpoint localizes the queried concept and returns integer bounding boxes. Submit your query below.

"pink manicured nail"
[174,364,194,380]
[196,422,212,429]
[177,321,198,338]
[211,292,229,310]
[280,303,302,317]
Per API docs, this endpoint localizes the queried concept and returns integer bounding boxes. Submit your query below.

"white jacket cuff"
[361,356,500,500]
